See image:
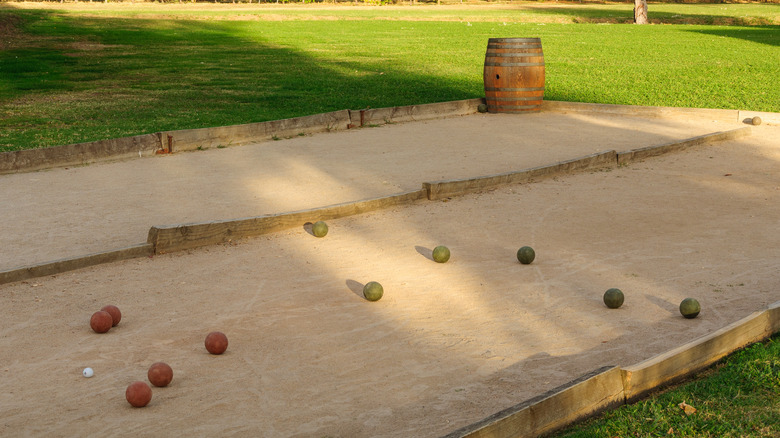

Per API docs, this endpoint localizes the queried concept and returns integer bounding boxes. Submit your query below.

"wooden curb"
[349,99,483,128]
[147,189,427,254]
[0,243,153,285]
[622,304,780,402]
[0,134,161,175]
[423,150,617,201]
[617,127,752,165]
[160,109,351,153]
[541,101,742,122]
[442,301,780,438]
[423,126,753,202]
[441,300,780,438]
[0,112,353,175]
[442,366,625,438]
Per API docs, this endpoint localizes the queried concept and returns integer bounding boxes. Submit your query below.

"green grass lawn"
[0,2,778,152]
[553,334,780,438]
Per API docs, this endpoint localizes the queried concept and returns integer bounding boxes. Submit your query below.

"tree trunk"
[634,0,648,24]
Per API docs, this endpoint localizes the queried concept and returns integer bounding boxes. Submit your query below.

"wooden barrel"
[483,37,545,113]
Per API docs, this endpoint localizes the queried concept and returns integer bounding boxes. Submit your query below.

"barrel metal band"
[484,53,544,58]
[486,96,544,102]
[487,104,541,110]
[484,62,546,67]
[485,87,545,92]
[488,38,542,44]
[487,44,542,49]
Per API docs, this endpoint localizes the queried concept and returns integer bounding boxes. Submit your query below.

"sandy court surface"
[0,112,778,437]
[0,112,746,271]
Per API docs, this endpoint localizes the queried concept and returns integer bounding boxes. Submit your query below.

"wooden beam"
[424,150,617,200]
[148,190,427,254]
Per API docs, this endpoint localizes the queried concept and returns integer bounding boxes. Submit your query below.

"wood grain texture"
[161,110,351,152]
[0,243,152,285]
[424,150,617,200]
[441,366,624,438]
[0,134,161,175]
[541,100,741,122]
[617,127,752,165]
[441,300,780,438]
[621,307,776,401]
[148,190,427,253]
[353,99,483,127]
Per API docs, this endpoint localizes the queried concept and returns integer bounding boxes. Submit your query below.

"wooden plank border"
[350,99,483,128]
[160,110,351,152]
[440,300,780,438]
[0,243,153,285]
[0,134,161,175]
[147,189,427,254]
[423,150,617,201]
[0,112,352,175]
[541,101,742,122]
[617,127,752,165]
[442,366,625,438]
[621,304,780,402]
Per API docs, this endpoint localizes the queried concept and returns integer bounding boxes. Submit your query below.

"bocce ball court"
[0,102,778,437]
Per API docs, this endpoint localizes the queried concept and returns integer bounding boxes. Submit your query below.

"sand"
[0,111,778,437]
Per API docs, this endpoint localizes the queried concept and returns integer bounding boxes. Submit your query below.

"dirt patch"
[5,87,145,110]
[68,41,126,51]
[0,13,21,33]
[0,13,24,49]
[63,41,128,57]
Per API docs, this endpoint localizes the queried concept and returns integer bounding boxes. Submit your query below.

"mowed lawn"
[0,2,778,151]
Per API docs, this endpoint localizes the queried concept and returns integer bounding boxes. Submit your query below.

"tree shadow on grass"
[0,5,484,150]
[684,25,780,47]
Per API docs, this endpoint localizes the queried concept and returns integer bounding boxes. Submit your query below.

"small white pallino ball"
[82,367,94,378]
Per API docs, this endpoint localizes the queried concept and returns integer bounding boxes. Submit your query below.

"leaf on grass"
[678,401,697,415]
